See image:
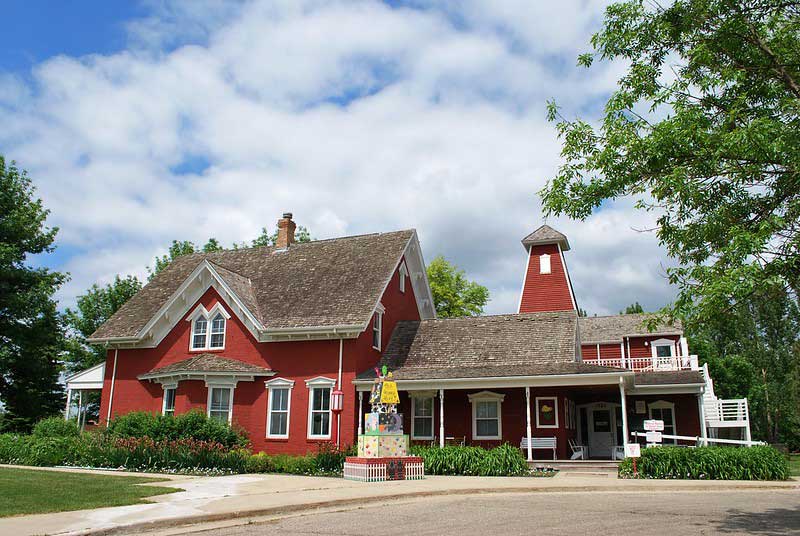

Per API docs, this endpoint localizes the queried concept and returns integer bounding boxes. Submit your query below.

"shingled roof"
[139,354,273,380]
[521,224,570,251]
[634,370,704,386]
[579,314,683,344]
[357,312,624,381]
[91,230,420,340]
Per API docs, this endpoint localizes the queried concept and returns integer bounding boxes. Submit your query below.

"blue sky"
[0,0,677,316]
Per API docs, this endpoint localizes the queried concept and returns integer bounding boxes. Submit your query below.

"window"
[187,303,230,351]
[411,395,434,440]
[265,378,294,439]
[210,313,226,349]
[372,311,383,350]
[540,253,551,274]
[469,391,505,440]
[208,386,233,423]
[162,387,176,416]
[535,396,559,428]
[192,317,208,350]
[399,263,408,293]
[649,401,676,444]
[306,377,335,439]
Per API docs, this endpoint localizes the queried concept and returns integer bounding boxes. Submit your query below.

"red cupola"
[518,225,577,313]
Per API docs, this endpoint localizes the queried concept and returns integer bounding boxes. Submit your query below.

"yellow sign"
[380,381,399,404]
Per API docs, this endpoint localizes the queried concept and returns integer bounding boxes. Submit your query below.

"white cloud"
[1,0,679,316]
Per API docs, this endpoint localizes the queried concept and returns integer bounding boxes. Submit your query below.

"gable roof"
[139,354,274,379]
[91,230,435,344]
[521,224,570,251]
[579,313,683,344]
[356,312,620,381]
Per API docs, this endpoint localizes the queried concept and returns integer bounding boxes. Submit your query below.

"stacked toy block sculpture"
[343,367,424,482]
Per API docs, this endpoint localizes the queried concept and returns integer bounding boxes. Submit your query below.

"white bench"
[520,437,557,460]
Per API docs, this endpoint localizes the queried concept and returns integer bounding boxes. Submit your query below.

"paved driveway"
[193,490,800,536]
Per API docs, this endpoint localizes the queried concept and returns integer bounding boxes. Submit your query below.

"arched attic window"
[188,304,230,351]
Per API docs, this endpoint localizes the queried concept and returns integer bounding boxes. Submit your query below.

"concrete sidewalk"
[2,466,797,536]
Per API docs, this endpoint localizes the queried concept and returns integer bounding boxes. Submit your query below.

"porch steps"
[528,460,620,474]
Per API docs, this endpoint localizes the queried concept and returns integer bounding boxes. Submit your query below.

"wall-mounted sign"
[635,400,646,414]
[644,419,664,431]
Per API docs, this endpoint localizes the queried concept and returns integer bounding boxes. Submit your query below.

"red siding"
[99,257,422,455]
[627,335,681,358]
[581,343,623,362]
[518,244,575,313]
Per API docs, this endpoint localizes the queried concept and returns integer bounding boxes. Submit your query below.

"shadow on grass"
[717,507,800,535]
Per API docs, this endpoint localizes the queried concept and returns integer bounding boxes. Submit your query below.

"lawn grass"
[788,454,800,477]
[0,467,181,517]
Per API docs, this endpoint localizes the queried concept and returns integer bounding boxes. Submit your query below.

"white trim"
[517,248,533,313]
[411,395,435,440]
[207,385,234,423]
[305,376,337,387]
[65,362,106,391]
[372,309,383,351]
[105,348,118,427]
[651,338,677,359]
[265,378,294,439]
[187,302,230,351]
[535,396,559,429]
[539,253,551,274]
[469,391,505,440]
[353,371,633,391]
[398,261,408,294]
[557,243,578,310]
[306,376,335,439]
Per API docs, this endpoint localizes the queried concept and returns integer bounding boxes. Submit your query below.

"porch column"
[618,378,629,449]
[525,387,533,462]
[64,388,72,420]
[439,389,445,448]
[357,391,364,436]
[697,393,708,445]
[77,390,83,429]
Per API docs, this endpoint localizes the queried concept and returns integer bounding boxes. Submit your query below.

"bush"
[271,454,317,475]
[32,417,81,439]
[618,445,789,480]
[106,411,248,448]
[246,452,275,473]
[314,442,353,474]
[410,444,528,476]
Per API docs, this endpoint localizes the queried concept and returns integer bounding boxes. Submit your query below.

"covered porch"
[355,371,707,461]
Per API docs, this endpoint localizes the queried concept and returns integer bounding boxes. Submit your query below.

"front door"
[585,403,617,458]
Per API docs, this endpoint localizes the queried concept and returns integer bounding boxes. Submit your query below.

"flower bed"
[410,443,528,476]
[618,445,789,480]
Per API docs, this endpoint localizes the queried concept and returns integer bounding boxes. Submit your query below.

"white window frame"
[535,396,559,429]
[398,262,408,294]
[372,304,384,351]
[187,303,231,352]
[410,392,436,440]
[651,338,676,359]
[207,384,234,423]
[306,377,336,439]
[162,384,177,416]
[265,378,294,439]
[468,391,505,440]
[649,400,677,444]
[539,253,551,274]
[209,312,226,349]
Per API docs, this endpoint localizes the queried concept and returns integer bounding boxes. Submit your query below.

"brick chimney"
[276,212,296,249]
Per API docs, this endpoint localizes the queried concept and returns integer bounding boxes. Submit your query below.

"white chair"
[569,439,588,460]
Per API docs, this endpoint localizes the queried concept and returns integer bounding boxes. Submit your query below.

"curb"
[70,481,800,536]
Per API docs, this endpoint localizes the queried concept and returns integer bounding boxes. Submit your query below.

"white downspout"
[336,338,343,447]
[105,348,118,427]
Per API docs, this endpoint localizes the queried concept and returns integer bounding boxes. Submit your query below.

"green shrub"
[246,452,275,473]
[32,417,81,439]
[618,445,789,480]
[271,454,317,475]
[106,410,248,448]
[314,442,352,474]
[410,444,527,476]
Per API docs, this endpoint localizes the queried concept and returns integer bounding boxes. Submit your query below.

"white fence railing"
[705,398,749,423]
[591,354,699,372]
[631,431,764,447]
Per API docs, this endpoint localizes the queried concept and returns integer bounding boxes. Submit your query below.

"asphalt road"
[193,490,800,536]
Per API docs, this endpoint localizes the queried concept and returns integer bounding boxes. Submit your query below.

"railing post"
[697,393,708,445]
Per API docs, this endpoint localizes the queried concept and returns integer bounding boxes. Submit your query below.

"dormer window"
[188,303,231,351]
[540,254,551,274]
[372,305,384,351]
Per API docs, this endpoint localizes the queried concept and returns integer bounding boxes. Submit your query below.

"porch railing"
[588,354,699,372]
[705,398,749,424]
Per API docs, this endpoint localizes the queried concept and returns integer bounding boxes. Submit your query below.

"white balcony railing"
[589,354,699,372]
[705,398,749,424]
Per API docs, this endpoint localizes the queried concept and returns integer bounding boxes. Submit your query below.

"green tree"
[0,157,67,431]
[688,284,800,446]
[426,256,489,318]
[541,0,800,323]
[147,240,197,280]
[248,225,312,248]
[622,302,645,315]
[64,275,143,372]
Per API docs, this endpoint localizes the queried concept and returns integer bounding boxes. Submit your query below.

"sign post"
[624,443,641,477]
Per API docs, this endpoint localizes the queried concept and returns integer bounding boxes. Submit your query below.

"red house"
[74,215,750,460]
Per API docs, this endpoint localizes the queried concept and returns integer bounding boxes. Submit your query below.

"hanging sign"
[644,419,664,431]
[645,431,663,443]
[625,443,641,458]
[380,380,400,404]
